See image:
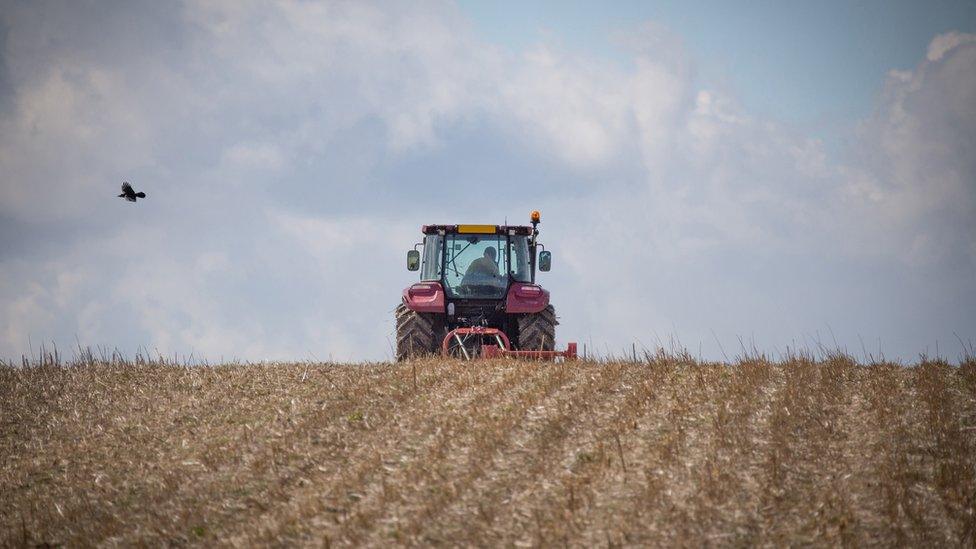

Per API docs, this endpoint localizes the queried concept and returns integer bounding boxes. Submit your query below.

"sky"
[461,1,976,132]
[0,0,974,363]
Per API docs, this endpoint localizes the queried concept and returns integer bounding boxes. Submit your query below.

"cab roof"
[422,224,534,236]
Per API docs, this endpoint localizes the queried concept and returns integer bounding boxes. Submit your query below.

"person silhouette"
[465,246,499,277]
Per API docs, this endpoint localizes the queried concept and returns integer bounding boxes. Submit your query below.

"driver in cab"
[465,246,499,277]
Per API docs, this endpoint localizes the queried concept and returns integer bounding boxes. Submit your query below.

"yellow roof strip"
[457,224,497,234]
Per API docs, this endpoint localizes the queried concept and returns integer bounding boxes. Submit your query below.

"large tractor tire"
[517,305,558,351]
[395,304,438,361]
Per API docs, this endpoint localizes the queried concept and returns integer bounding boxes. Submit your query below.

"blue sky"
[461,0,976,137]
[0,1,974,363]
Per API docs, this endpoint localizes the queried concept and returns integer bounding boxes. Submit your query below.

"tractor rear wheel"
[517,305,558,351]
[395,304,438,361]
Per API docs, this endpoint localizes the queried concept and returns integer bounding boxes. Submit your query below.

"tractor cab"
[414,225,538,300]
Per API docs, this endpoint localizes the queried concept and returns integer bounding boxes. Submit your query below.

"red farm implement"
[440,326,577,361]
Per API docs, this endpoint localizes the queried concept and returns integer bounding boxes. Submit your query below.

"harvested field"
[2,356,975,546]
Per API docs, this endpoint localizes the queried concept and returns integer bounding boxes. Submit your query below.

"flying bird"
[118,181,146,202]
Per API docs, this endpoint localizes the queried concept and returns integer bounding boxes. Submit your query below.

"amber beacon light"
[530,210,541,223]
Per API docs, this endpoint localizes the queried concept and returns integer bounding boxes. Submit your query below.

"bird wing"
[121,181,134,194]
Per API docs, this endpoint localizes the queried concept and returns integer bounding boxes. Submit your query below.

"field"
[2,354,975,546]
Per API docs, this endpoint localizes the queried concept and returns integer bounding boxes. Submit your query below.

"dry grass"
[2,353,975,547]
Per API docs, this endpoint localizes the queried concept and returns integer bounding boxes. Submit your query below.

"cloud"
[843,33,976,266]
[497,44,632,168]
[0,4,973,362]
[926,31,976,62]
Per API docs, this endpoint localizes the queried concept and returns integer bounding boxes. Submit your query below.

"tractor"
[396,211,574,361]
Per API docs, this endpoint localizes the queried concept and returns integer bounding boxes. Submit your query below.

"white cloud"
[0,5,973,362]
[926,31,976,62]
[842,32,976,265]
[221,142,285,172]
[498,45,631,168]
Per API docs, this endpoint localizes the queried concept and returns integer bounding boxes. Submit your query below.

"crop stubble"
[1,356,974,546]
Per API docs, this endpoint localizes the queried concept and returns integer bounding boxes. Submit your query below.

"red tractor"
[396,211,573,361]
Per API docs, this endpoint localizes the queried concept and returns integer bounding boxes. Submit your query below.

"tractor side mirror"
[406,250,420,271]
[539,250,552,272]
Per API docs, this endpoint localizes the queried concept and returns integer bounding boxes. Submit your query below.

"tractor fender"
[506,282,550,314]
[402,281,445,313]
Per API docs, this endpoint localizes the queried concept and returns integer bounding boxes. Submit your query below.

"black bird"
[118,181,146,202]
